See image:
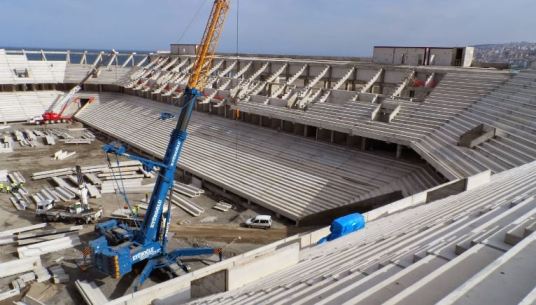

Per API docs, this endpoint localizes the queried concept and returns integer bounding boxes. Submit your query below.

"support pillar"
[304,125,308,137]
[396,144,402,159]
[361,138,367,151]
[330,130,334,143]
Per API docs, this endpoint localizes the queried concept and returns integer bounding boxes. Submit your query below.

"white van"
[245,215,272,229]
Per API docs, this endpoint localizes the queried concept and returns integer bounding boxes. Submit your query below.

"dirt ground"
[0,122,316,304]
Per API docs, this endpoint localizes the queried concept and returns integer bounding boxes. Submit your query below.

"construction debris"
[53,150,76,160]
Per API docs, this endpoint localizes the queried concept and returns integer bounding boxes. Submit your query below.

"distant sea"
[3,47,154,66]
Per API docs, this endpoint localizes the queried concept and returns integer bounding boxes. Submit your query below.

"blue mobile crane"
[89,0,231,289]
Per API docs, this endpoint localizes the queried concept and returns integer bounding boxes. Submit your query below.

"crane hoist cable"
[105,152,142,230]
[176,0,211,44]
[234,0,241,162]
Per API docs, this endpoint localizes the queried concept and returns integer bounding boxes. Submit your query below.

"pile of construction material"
[0,127,93,153]
[49,265,70,284]
[30,163,209,218]
[169,182,205,217]
[213,201,233,212]
[10,190,30,211]
[51,128,95,145]
[31,161,155,201]
[4,171,30,211]
[173,182,204,197]
[0,223,82,302]
[7,171,26,185]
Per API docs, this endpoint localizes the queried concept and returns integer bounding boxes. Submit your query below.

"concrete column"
[259,116,263,127]
[352,68,358,91]
[361,138,367,151]
[280,120,283,131]
[316,128,320,141]
[304,125,308,137]
[328,67,333,89]
[396,144,402,159]
[330,130,334,143]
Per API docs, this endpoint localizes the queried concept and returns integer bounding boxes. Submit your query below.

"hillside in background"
[474,41,536,68]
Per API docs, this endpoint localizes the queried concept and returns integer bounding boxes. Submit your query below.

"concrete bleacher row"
[184,161,536,305]
[64,64,132,85]
[414,68,536,179]
[0,50,67,85]
[0,49,131,86]
[0,91,62,122]
[74,93,441,222]
[233,71,510,146]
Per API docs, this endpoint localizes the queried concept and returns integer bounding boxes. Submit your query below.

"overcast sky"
[2,0,535,56]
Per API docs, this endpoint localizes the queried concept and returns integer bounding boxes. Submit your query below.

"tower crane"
[89,0,231,289]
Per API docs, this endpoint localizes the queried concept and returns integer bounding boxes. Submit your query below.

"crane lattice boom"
[188,0,230,91]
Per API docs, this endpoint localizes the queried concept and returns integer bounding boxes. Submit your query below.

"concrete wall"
[373,46,473,67]
[170,44,198,55]
[463,47,475,67]
[190,270,227,299]
[465,170,491,190]
[108,237,303,305]
[298,191,403,226]
[227,243,300,290]
[373,47,396,65]
[373,47,426,65]
[107,170,493,305]
[430,48,455,66]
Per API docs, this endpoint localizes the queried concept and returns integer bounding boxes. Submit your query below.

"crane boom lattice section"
[188,0,230,91]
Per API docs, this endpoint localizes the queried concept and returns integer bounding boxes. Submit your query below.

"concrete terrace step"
[75,92,440,221]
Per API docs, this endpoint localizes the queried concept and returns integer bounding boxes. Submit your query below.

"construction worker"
[0,183,4,193]
[11,183,21,193]
[132,205,140,218]
[79,185,89,209]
